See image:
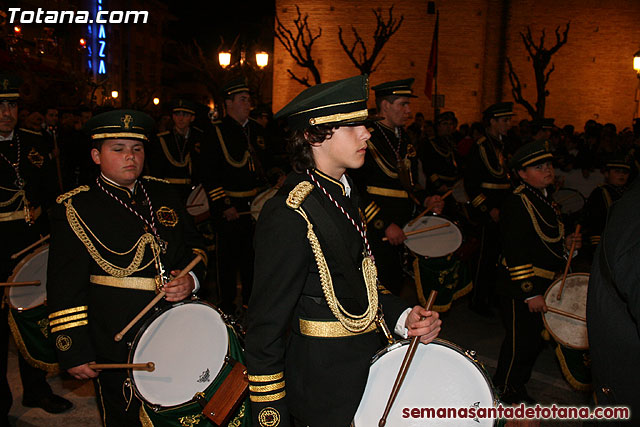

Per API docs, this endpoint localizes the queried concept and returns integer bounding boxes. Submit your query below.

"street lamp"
[255,51,269,68]
[153,97,160,106]
[218,51,231,68]
[634,50,640,76]
[111,90,119,99]
[217,49,269,70]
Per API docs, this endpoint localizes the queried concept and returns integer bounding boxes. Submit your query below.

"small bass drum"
[543,273,589,350]
[403,216,463,258]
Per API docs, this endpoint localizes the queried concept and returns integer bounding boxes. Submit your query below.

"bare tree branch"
[506,58,536,118]
[275,5,322,86]
[338,6,403,76]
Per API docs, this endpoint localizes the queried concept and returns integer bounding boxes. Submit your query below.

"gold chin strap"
[294,207,378,333]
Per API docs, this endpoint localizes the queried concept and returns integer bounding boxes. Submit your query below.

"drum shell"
[186,184,211,224]
[6,245,48,310]
[250,187,279,221]
[403,215,463,258]
[353,338,497,426]
[130,300,250,425]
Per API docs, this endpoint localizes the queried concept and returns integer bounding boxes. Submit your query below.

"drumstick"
[238,211,261,216]
[406,189,453,227]
[557,224,581,301]
[0,281,40,287]
[89,362,155,372]
[379,290,438,427]
[114,255,203,342]
[546,306,586,322]
[382,222,450,242]
[186,203,205,208]
[11,234,50,260]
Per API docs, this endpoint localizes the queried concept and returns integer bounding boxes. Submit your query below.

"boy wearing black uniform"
[493,140,581,404]
[245,75,441,427]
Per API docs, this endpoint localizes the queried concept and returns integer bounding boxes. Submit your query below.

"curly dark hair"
[286,124,336,173]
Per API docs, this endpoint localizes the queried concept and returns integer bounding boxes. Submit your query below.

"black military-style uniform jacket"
[421,134,460,193]
[583,183,626,248]
[350,122,422,233]
[463,133,511,222]
[146,127,206,198]
[46,176,206,369]
[196,116,267,217]
[498,183,566,299]
[0,128,57,276]
[245,171,408,427]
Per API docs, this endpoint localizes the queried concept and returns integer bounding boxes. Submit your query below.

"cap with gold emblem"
[221,77,250,98]
[170,99,197,115]
[0,73,21,100]
[509,139,554,170]
[275,74,376,130]
[84,109,155,142]
[372,78,418,99]
[604,153,631,171]
[483,102,515,121]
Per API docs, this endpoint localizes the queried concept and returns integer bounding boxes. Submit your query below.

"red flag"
[424,11,439,100]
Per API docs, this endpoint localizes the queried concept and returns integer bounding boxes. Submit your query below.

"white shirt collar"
[339,174,351,197]
[0,130,15,141]
[101,173,137,191]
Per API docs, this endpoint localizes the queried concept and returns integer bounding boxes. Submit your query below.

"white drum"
[403,216,462,258]
[7,245,48,310]
[354,339,496,426]
[552,188,584,215]
[186,184,210,223]
[543,273,589,350]
[129,300,230,408]
[451,179,470,204]
[250,187,279,221]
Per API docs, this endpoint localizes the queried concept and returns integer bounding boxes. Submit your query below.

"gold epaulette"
[56,186,90,204]
[157,130,170,136]
[19,128,42,136]
[142,176,170,184]
[476,136,487,145]
[513,184,525,194]
[286,181,314,209]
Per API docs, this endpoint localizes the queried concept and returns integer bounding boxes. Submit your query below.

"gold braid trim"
[64,199,159,277]
[293,207,378,333]
[216,125,250,168]
[56,185,90,204]
[479,138,505,178]
[158,135,191,168]
[367,140,398,179]
[0,188,24,207]
[142,176,170,184]
[519,193,564,243]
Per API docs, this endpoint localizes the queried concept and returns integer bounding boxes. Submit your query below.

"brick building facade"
[273,0,640,130]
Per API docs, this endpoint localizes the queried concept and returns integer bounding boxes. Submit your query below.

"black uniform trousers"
[470,221,500,307]
[493,294,545,393]
[93,366,141,427]
[216,212,255,314]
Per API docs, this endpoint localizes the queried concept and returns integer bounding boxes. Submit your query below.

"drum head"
[8,246,48,310]
[452,180,469,204]
[250,187,278,221]
[403,217,462,258]
[543,273,589,350]
[552,189,584,215]
[354,339,495,426]
[186,185,210,217]
[130,301,229,407]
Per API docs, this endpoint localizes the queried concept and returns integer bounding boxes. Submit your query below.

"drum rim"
[402,215,463,258]
[542,272,589,350]
[552,188,585,213]
[186,184,210,216]
[6,244,49,311]
[127,299,233,409]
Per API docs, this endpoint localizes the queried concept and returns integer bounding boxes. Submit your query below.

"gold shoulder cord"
[64,199,159,277]
[0,186,24,208]
[215,126,250,169]
[519,193,565,259]
[479,141,505,178]
[601,187,613,209]
[293,207,378,333]
[158,135,190,168]
[367,140,398,179]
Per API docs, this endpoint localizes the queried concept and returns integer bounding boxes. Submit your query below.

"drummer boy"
[492,140,581,404]
[245,75,441,426]
[46,109,206,426]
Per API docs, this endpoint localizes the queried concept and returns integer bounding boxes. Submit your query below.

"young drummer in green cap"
[245,75,441,427]
[493,140,581,404]
[47,109,206,426]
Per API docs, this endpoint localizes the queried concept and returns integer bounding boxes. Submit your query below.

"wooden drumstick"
[0,281,40,287]
[382,222,450,242]
[557,224,581,301]
[89,362,155,372]
[406,189,453,227]
[114,255,203,342]
[546,306,586,322]
[11,234,50,260]
[238,211,261,216]
[379,290,438,427]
